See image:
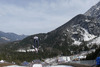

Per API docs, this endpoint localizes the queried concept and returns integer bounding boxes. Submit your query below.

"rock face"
[46,14,99,45]
[84,1,100,21]
[84,1,100,45]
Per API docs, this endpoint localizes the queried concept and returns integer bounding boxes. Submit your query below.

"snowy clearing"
[32,64,42,67]
[3,64,73,67]
[3,65,26,67]
[49,65,73,67]
[89,36,100,45]
[81,28,96,41]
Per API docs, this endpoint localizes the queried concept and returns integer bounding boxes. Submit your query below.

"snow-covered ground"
[82,28,96,41]
[17,49,35,52]
[3,65,27,67]
[48,65,73,67]
[72,38,81,45]
[32,64,42,67]
[89,36,100,45]
[3,64,73,67]
[72,27,96,45]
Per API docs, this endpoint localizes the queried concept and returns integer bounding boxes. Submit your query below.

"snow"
[78,56,86,59]
[72,38,81,45]
[66,29,70,32]
[17,49,26,52]
[66,57,71,62]
[32,64,42,67]
[1,37,10,41]
[72,28,96,45]
[58,56,67,63]
[17,49,35,52]
[27,49,35,52]
[4,64,73,67]
[88,49,95,53]
[3,65,26,67]
[81,28,96,41]
[73,40,81,45]
[50,65,72,67]
[58,56,71,62]
[72,32,78,34]
[96,7,100,10]
[45,58,57,64]
[89,36,100,44]
[4,64,42,67]
[0,60,5,63]
[58,56,71,63]
[85,19,91,22]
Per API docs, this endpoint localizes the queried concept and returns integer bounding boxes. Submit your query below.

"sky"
[0,0,99,35]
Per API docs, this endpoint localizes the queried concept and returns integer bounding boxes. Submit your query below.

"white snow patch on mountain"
[72,38,81,45]
[73,41,81,45]
[89,36,100,45]
[96,7,100,10]
[17,49,26,52]
[85,19,91,22]
[1,37,10,41]
[45,58,57,64]
[72,28,96,45]
[72,31,78,34]
[81,28,96,41]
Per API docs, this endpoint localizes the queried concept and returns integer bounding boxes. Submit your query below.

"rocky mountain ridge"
[85,1,100,21]
[0,31,27,43]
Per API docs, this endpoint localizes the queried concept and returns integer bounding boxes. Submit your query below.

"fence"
[71,60,96,65]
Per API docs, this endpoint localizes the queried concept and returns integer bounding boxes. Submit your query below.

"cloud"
[0,0,99,35]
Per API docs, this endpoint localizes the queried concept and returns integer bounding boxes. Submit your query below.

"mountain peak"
[84,1,100,20]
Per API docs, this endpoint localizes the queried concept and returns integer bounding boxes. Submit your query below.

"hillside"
[5,14,99,56]
[0,1,100,64]
[0,31,27,43]
[10,1,100,55]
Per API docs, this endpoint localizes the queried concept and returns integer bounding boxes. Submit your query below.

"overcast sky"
[0,0,99,35]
